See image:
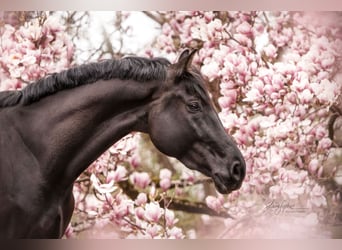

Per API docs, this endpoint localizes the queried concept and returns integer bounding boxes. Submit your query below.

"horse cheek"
[148,113,187,158]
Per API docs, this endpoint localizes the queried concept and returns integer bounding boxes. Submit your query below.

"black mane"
[0,56,170,107]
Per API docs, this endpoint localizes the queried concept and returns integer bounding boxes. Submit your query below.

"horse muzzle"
[212,159,246,194]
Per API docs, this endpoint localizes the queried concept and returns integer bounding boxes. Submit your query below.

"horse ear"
[172,49,198,77]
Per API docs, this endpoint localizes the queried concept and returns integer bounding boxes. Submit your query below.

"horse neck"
[11,78,159,190]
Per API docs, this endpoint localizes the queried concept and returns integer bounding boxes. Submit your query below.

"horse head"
[148,49,246,194]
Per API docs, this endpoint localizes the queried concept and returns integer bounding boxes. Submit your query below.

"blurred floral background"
[0,11,341,238]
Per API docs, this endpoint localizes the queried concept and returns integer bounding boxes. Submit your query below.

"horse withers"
[0,49,245,238]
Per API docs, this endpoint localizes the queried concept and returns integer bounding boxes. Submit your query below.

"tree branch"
[142,11,166,25]
[224,27,270,69]
[117,179,234,219]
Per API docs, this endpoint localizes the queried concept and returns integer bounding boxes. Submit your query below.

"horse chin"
[180,157,237,194]
[212,178,230,194]
[212,173,239,195]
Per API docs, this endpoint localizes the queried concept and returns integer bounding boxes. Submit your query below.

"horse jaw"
[179,142,245,194]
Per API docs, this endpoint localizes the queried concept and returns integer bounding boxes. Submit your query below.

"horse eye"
[187,102,201,112]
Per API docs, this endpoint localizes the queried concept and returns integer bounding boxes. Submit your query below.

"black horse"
[0,49,245,238]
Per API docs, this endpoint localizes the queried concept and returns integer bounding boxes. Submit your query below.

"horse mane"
[0,56,170,107]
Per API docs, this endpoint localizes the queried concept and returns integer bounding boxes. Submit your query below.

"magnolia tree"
[0,13,73,90]
[1,11,341,238]
[149,11,342,238]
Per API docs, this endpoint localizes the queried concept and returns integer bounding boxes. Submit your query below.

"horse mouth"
[212,174,241,194]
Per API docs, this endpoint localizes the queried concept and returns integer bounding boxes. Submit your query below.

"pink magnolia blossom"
[42,16,63,33]
[159,178,172,191]
[201,60,220,81]
[263,44,277,59]
[243,88,264,103]
[129,171,151,189]
[309,184,327,207]
[299,89,314,104]
[146,224,161,238]
[167,227,184,239]
[135,193,148,206]
[205,195,223,212]
[112,199,134,220]
[106,165,127,183]
[317,138,332,151]
[165,208,178,227]
[258,172,272,185]
[134,207,145,220]
[236,21,253,37]
[311,79,339,103]
[144,202,163,223]
[218,93,237,109]
[90,174,117,194]
[235,33,252,47]
[64,225,74,239]
[159,168,172,179]
[283,183,305,199]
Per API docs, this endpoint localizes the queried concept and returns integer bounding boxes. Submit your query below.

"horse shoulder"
[0,109,47,237]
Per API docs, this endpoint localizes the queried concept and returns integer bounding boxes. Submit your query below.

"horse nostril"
[230,161,243,182]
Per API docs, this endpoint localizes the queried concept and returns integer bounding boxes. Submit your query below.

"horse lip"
[212,174,233,194]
